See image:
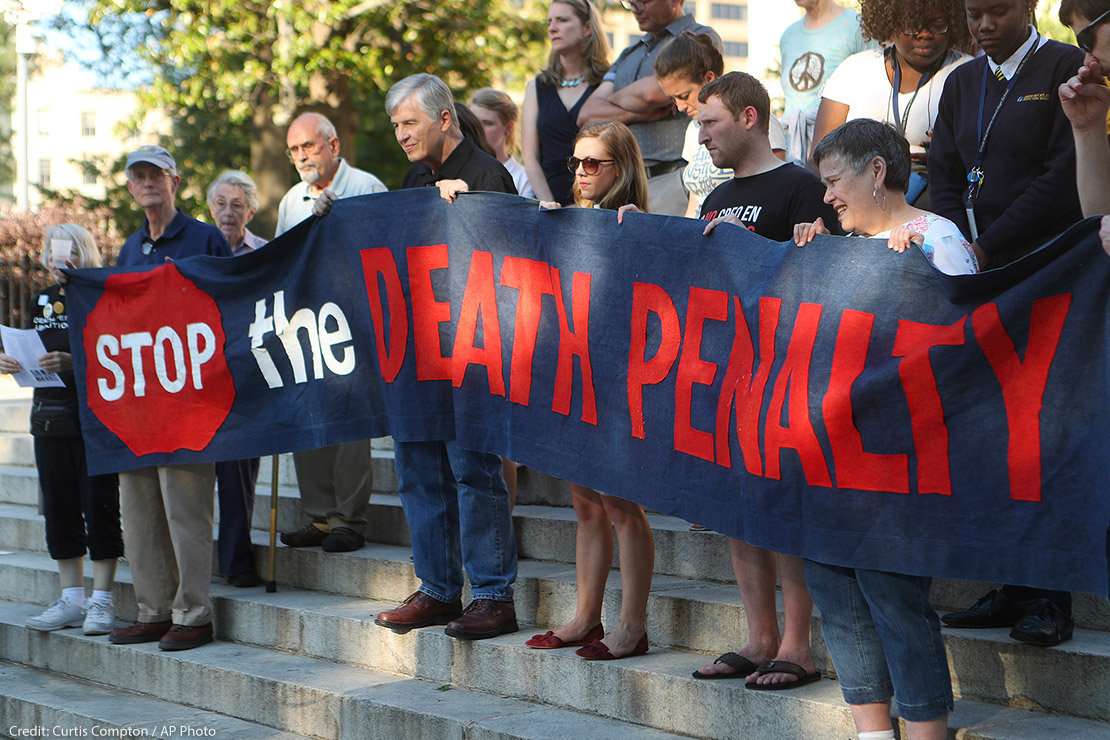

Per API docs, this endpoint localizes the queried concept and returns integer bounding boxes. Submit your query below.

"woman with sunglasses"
[811,0,973,207]
[928,0,1084,269]
[522,0,610,206]
[528,121,653,660]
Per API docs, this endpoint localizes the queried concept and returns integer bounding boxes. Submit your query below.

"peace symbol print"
[790,52,826,93]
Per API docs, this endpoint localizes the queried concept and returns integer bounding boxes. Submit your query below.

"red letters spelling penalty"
[361,246,1071,502]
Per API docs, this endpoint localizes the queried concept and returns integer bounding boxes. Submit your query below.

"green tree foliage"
[71,0,548,237]
[0,16,16,193]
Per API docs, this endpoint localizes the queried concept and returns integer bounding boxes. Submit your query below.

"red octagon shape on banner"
[83,264,235,456]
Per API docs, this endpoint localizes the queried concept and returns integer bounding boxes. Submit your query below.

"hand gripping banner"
[64,189,1110,596]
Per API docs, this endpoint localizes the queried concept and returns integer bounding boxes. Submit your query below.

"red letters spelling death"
[84,265,235,456]
[361,247,1071,502]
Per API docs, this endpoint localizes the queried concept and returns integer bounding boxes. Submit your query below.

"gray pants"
[292,440,373,533]
[646,167,688,217]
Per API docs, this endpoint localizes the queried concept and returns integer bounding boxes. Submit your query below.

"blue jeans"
[393,440,516,602]
[804,560,953,722]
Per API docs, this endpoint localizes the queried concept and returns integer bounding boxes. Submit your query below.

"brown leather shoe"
[444,599,518,640]
[109,620,172,644]
[375,591,462,633]
[158,622,214,651]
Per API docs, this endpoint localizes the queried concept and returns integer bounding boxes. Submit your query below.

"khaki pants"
[292,440,373,533]
[119,463,215,626]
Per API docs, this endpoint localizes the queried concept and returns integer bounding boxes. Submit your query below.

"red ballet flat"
[576,633,649,660]
[525,623,604,649]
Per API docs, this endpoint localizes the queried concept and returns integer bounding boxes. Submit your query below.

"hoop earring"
[872,185,887,210]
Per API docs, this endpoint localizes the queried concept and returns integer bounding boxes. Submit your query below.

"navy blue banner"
[65,189,1110,596]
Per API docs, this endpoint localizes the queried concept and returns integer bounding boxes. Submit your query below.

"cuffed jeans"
[805,560,953,722]
[393,439,516,602]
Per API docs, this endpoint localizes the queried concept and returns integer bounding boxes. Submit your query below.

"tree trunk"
[251,85,290,241]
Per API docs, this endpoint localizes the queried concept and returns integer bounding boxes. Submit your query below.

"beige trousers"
[119,463,215,626]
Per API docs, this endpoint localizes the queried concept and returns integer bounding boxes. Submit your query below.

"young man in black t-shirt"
[688,72,838,689]
[697,72,841,241]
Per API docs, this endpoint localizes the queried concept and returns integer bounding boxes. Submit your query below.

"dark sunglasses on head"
[1077,7,1110,54]
[567,156,615,174]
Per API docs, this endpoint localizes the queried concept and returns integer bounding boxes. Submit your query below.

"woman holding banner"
[0,224,123,637]
[793,120,975,740]
[527,121,654,660]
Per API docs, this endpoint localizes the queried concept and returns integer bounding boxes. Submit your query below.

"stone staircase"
[0,380,1107,739]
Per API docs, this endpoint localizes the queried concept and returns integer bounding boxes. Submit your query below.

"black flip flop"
[691,651,760,680]
[744,659,822,690]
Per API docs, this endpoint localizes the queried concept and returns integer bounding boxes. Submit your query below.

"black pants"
[215,458,259,577]
[34,435,122,561]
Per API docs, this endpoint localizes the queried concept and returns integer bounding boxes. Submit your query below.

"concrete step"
[0,397,30,434]
[0,431,33,467]
[3,547,1109,727]
[0,502,45,552]
[0,599,694,740]
[0,660,316,739]
[2,477,1108,633]
[0,466,38,507]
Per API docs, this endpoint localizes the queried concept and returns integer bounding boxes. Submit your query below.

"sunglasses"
[902,20,949,37]
[1077,8,1110,54]
[567,156,615,174]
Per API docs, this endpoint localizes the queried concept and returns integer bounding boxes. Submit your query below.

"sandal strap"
[713,652,759,673]
[755,659,809,680]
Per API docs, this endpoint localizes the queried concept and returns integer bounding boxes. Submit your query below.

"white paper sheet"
[0,325,66,388]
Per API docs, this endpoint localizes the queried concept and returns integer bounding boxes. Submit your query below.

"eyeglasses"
[902,20,949,37]
[285,138,329,160]
[1077,7,1110,54]
[620,0,646,10]
[567,156,616,174]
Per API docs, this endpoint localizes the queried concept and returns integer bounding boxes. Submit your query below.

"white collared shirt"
[986,25,1047,80]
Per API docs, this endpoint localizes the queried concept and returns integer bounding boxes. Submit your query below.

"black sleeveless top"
[536,80,598,205]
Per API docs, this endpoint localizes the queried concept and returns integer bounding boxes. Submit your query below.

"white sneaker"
[26,598,85,631]
[83,596,116,635]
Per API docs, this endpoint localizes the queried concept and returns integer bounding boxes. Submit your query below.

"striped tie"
[995,66,1006,81]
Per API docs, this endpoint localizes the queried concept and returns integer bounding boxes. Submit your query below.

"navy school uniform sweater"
[928,39,1084,262]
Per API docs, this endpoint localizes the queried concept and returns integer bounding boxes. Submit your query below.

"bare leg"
[695,538,778,677]
[748,553,817,686]
[550,483,611,643]
[91,558,118,593]
[596,493,654,656]
[501,456,517,509]
[904,718,948,740]
[57,557,83,590]
[850,702,893,735]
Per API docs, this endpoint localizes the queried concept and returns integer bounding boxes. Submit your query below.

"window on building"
[36,109,50,136]
[83,167,97,185]
[711,3,747,21]
[38,159,51,188]
[722,41,748,58]
[684,1,696,14]
[606,31,614,49]
[81,111,96,138]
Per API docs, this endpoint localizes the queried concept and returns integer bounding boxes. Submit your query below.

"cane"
[266,454,279,593]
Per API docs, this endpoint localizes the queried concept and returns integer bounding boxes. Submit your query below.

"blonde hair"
[40,223,102,271]
[538,0,611,87]
[469,88,521,156]
[572,121,649,212]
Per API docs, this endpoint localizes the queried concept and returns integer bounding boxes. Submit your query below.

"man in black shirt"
[689,72,838,688]
[374,74,519,641]
[698,72,840,241]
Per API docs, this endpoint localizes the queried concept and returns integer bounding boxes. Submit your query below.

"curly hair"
[859,0,975,54]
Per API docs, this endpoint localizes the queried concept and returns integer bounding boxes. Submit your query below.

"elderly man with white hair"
[207,170,267,256]
[275,112,387,554]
